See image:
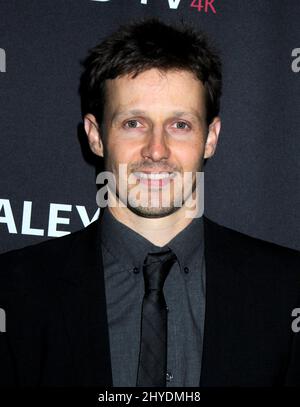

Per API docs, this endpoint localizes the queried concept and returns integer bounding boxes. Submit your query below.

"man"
[0,17,300,387]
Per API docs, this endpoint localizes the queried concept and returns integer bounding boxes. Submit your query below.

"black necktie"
[136,248,177,387]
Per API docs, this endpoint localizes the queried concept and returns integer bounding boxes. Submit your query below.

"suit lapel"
[56,215,113,386]
[200,216,255,386]
[200,216,222,386]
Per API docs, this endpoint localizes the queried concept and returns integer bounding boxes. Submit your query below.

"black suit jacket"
[0,215,299,387]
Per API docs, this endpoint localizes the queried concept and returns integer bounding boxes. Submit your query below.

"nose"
[141,128,171,162]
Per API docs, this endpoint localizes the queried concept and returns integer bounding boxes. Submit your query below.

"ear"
[83,113,104,157]
[204,116,221,159]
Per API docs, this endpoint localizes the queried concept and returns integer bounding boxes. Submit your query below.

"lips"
[133,171,176,180]
[133,171,176,188]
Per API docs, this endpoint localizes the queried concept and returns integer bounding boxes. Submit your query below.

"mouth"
[133,171,177,188]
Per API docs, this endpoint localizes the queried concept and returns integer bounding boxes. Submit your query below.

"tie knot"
[142,248,177,293]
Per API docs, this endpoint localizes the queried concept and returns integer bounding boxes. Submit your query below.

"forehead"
[104,68,206,116]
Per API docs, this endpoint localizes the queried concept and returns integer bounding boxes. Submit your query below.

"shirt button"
[133,267,139,274]
[184,266,190,274]
[166,305,169,312]
[166,371,173,382]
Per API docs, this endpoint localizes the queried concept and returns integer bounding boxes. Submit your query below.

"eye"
[124,119,142,128]
[172,121,191,130]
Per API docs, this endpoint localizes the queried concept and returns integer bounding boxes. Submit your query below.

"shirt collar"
[99,207,204,273]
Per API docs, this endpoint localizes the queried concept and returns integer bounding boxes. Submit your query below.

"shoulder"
[0,219,99,291]
[203,216,300,278]
[204,215,299,256]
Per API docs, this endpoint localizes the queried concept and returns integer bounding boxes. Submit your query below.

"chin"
[127,204,179,218]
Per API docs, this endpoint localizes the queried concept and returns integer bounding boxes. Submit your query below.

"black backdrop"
[0,0,299,254]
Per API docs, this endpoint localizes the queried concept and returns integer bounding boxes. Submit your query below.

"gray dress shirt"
[99,207,206,387]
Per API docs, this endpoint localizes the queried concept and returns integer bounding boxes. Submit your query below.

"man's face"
[85,68,220,218]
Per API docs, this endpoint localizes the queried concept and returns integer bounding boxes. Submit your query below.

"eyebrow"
[111,109,146,123]
[172,110,204,125]
[111,109,204,125]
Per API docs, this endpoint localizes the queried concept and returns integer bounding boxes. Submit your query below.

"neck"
[105,190,201,247]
